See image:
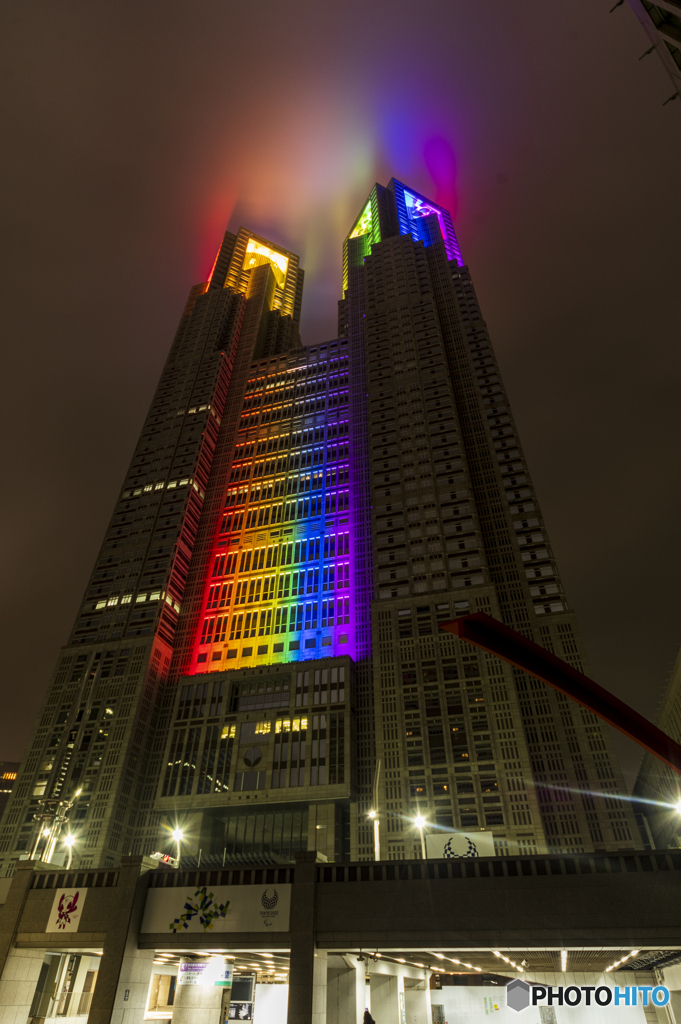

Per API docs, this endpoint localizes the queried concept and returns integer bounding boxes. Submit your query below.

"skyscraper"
[0,180,640,874]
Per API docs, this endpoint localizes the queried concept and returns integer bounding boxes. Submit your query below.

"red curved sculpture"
[440,612,681,775]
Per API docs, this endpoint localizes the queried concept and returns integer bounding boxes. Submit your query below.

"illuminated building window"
[321,600,334,627]
[324,491,349,515]
[304,604,318,629]
[349,201,372,239]
[258,610,272,636]
[212,552,237,577]
[200,617,215,645]
[242,612,257,638]
[243,238,289,289]
[275,717,308,733]
[207,582,232,609]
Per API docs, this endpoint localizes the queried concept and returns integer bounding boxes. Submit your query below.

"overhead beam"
[440,612,681,775]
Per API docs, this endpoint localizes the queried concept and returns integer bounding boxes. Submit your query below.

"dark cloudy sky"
[1,1,680,787]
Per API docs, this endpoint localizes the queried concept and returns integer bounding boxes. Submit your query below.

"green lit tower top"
[342,178,463,294]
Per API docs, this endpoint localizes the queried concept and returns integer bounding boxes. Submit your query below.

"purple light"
[423,136,458,222]
[404,189,449,241]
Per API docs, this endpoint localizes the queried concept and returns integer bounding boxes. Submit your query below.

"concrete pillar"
[312,950,328,1024]
[87,855,158,1024]
[404,987,430,1024]
[172,959,224,1024]
[353,958,368,1024]
[371,973,399,1024]
[0,948,46,1024]
[327,957,365,1024]
[288,851,327,1024]
[0,860,48,1024]
[0,861,37,985]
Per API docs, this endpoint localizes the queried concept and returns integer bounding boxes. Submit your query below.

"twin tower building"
[0,178,641,874]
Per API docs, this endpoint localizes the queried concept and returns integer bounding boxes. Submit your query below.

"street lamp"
[172,828,184,868]
[63,834,76,870]
[414,814,427,860]
[674,800,681,814]
[30,787,83,864]
[369,759,382,861]
[367,810,380,862]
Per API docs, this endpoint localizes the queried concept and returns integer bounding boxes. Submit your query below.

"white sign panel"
[177,962,232,987]
[46,888,88,932]
[425,831,495,859]
[178,962,210,986]
[141,884,291,934]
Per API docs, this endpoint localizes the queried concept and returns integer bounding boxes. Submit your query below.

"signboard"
[215,965,233,988]
[228,1003,252,1019]
[178,963,210,987]
[46,888,88,932]
[177,962,233,987]
[141,884,291,934]
[425,831,495,859]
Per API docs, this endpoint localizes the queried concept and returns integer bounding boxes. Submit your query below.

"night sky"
[1,1,680,787]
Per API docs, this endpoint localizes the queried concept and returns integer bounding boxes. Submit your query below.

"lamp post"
[368,810,380,862]
[172,828,184,868]
[414,814,427,860]
[63,834,76,870]
[369,759,382,861]
[30,788,82,864]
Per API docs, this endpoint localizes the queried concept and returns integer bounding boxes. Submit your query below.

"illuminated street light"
[414,814,427,859]
[675,800,681,813]
[63,834,76,870]
[370,759,381,861]
[30,787,83,865]
[367,810,380,861]
[172,828,184,868]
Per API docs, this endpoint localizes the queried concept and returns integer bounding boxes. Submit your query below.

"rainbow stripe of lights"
[189,340,360,672]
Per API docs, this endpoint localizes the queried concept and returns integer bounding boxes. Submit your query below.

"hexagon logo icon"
[507,979,531,1012]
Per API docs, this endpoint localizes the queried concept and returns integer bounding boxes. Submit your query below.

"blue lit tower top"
[342,178,463,293]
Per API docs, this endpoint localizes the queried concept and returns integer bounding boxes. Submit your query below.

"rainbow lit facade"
[188,339,362,672]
